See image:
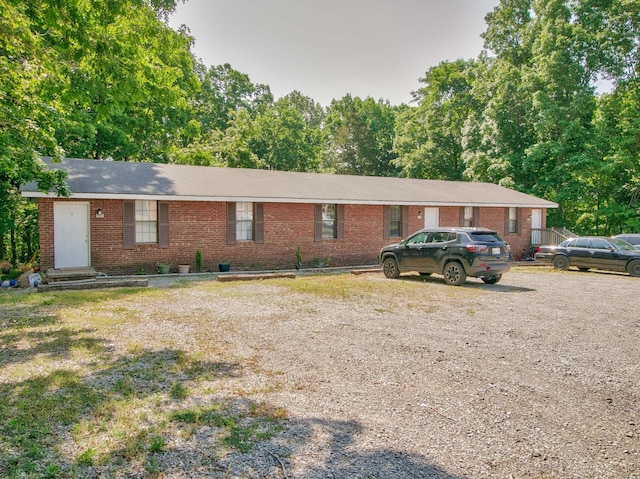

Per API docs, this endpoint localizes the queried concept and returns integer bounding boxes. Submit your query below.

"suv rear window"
[468,232,503,243]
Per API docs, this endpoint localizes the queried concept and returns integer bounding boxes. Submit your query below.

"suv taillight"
[466,244,488,252]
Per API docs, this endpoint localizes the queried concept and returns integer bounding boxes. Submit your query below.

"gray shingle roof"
[21,158,558,208]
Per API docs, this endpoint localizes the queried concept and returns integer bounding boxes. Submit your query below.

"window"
[383,205,408,239]
[590,238,611,249]
[431,231,454,243]
[123,201,168,249]
[226,202,264,245]
[389,205,402,237]
[462,206,474,227]
[507,207,518,234]
[236,202,254,241]
[135,200,157,243]
[322,204,336,239]
[575,238,589,248]
[406,232,428,244]
[315,204,344,241]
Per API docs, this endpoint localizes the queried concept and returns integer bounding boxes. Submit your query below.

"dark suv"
[379,227,511,285]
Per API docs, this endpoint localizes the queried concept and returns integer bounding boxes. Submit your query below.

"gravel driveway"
[136,267,639,478]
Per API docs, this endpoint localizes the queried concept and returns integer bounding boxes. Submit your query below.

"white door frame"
[423,207,440,228]
[530,208,542,245]
[54,202,90,269]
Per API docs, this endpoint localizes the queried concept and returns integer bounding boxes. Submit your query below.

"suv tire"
[382,257,400,279]
[443,261,466,286]
[481,274,502,284]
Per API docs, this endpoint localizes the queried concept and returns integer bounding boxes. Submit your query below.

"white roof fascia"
[21,191,559,208]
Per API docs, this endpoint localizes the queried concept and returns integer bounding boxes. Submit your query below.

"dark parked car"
[379,227,511,286]
[613,234,640,250]
[535,236,640,277]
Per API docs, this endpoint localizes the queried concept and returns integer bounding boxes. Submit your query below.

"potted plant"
[218,262,230,272]
[157,262,171,274]
[178,264,190,274]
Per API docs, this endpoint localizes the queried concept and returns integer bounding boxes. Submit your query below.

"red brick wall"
[38,199,545,274]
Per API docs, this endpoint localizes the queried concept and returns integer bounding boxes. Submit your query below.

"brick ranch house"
[21,158,558,275]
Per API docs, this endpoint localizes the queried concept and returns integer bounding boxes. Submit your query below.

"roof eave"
[20,191,559,208]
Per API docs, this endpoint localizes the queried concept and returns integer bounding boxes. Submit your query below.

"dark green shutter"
[158,202,169,248]
[383,205,390,239]
[337,204,345,240]
[123,201,135,249]
[314,204,323,242]
[227,202,236,245]
[255,203,264,244]
[402,205,409,237]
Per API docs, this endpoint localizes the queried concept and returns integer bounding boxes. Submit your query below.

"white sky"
[169,0,500,106]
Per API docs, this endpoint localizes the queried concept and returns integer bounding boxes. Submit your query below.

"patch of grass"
[171,400,285,453]
[0,281,298,476]
[0,370,101,478]
[169,381,189,400]
[276,275,382,299]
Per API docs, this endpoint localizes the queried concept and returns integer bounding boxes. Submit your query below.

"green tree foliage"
[592,82,640,233]
[51,1,198,162]
[251,94,325,171]
[394,59,478,180]
[464,0,599,229]
[1,0,193,263]
[324,95,399,176]
[192,62,273,132]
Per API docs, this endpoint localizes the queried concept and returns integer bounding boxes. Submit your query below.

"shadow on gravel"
[398,274,536,293]
[245,417,469,479]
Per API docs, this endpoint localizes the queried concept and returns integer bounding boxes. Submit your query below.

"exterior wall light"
[96,208,104,218]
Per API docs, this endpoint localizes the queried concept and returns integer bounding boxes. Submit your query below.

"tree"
[1,0,193,264]
[52,1,198,162]
[251,94,325,172]
[193,62,273,132]
[464,0,599,229]
[394,59,478,180]
[324,95,398,176]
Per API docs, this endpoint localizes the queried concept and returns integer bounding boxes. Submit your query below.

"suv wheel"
[443,261,466,286]
[481,274,502,284]
[382,257,400,279]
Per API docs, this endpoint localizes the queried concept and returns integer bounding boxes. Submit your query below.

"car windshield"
[469,232,503,243]
[610,238,637,251]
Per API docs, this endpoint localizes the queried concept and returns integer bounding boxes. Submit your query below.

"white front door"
[54,202,90,268]
[424,208,440,228]
[530,208,542,245]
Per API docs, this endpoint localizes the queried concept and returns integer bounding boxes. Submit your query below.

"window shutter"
[504,208,510,231]
[336,204,345,240]
[227,202,236,245]
[383,205,390,239]
[255,203,264,244]
[314,204,323,242]
[158,202,169,248]
[402,205,409,237]
[516,208,521,234]
[473,207,480,227]
[123,201,135,249]
[459,207,465,226]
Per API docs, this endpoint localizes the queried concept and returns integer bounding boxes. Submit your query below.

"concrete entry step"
[45,267,98,282]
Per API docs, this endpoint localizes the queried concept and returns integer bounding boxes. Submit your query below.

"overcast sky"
[169,0,500,106]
